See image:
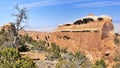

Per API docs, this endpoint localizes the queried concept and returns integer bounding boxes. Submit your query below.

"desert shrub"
[19,34,47,52]
[112,63,120,68]
[0,30,14,48]
[56,59,76,68]
[0,29,22,49]
[114,33,120,45]
[46,43,61,60]
[30,40,47,52]
[0,48,36,68]
[51,43,61,58]
[19,34,32,45]
[114,55,120,62]
[74,51,85,60]
[78,61,91,68]
[51,43,60,52]
[22,34,41,46]
[0,48,20,68]
[74,51,91,68]
[0,60,12,68]
[0,48,20,61]
[18,35,26,45]
[14,57,36,68]
[114,37,120,45]
[30,40,38,46]
[57,50,91,68]
[61,48,67,53]
[22,34,45,46]
[56,51,91,68]
[92,59,106,68]
[50,43,61,58]
[22,34,32,43]
[19,34,42,46]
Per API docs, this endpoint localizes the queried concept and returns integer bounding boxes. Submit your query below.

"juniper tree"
[12,5,28,48]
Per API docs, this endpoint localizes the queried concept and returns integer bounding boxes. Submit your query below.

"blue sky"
[0,0,120,32]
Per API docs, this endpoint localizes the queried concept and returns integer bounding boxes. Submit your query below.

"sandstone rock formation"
[0,14,116,67]
[19,14,115,65]
[0,22,16,33]
[53,14,115,63]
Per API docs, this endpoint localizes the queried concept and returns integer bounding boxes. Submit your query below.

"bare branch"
[19,25,28,30]
[12,4,28,48]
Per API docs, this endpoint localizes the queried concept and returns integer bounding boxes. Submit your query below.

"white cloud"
[114,23,120,33]
[75,1,120,7]
[25,26,57,32]
[20,0,90,8]
[21,0,54,8]
[20,0,120,8]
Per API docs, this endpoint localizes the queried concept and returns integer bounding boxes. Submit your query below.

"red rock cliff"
[19,15,115,64]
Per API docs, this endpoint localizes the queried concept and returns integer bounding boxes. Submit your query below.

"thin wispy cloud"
[75,1,120,7]
[114,23,120,33]
[20,0,120,8]
[26,26,57,32]
[21,0,54,8]
[21,0,90,8]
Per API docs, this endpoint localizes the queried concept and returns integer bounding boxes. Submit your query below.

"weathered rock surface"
[0,22,16,32]
[20,15,114,62]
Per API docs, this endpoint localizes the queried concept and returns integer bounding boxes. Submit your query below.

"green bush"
[51,43,61,58]
[51,43,60,52]
[19,34,47,52]
[19,34,32,45]
[0,48,36,68]
[21,34,39,46]
[92,59,106,68]
[114,37,120,45]
[61,48,67,53]
[19,34,40,46]
[14,57,36,68]
[114,54,120,62]
[0,48,20,62]
[46,43,61,60]
[114,33,120,45]
[0,30,14,47]
[74,51,85,60]
[56,59,76,68]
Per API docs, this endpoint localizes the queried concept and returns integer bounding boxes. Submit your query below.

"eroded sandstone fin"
[3,14,114,66]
